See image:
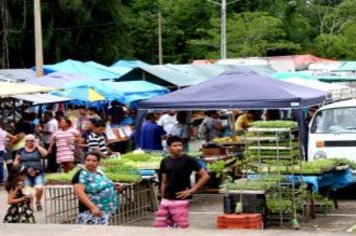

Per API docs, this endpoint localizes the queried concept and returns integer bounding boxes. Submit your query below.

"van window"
[310,107,356,133]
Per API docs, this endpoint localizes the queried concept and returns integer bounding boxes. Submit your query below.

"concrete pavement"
[1,187,356,234]
[0,224,353,236]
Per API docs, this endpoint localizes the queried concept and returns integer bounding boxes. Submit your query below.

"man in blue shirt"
[139,113,166,150]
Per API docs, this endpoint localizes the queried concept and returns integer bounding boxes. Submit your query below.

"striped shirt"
[53,128,79,163]
[88,132,108,155]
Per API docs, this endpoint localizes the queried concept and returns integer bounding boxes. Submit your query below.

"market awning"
[11,93,72,105]
[0,69,36,82]
[25,72,89,88]
[139,68,327,110]
[0,82,54,97]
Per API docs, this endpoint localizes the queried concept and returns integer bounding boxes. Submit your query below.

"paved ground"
[1,187,356,234]
[0,224,354,236]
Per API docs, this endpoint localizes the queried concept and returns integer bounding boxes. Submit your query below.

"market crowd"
[1,105,312,226]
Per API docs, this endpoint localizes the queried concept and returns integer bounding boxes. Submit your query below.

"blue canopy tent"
[103,81,169,105]
[139,68,326,110]
[85,61,132,77]
[51,79,168,106]
[138,68,327,160]
[111,60,149,69]
[40,59,121,80]
[52,80,125,102]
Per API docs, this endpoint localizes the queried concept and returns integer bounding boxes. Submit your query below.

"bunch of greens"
[267,197,294,214]
[245,149,301,158]
[187,152,203,158]
[222,176,280,191]
[250,121,298,129]
[102,152,163,169]
[208,160,228,178]
[46,168,79,184]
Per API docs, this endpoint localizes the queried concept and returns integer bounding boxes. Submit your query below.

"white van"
[308,99,356,161]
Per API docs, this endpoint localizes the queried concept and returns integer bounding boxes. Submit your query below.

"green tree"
[189,12,300,59]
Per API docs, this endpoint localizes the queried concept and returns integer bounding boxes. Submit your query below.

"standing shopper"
[48,118,79,173]
[76,106,90,136]
[154,136,209,228]
[0,125,15,184]
[14,134,48,211]
[10,113,34,165]
[38,111,58,172]
[139,113,166,150]
[72,152,120,225]
[3,165,36,223]
[200,111,224,142]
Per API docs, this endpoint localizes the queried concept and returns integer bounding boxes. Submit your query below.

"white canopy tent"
[11,93,72,105]
[0,82,54,97]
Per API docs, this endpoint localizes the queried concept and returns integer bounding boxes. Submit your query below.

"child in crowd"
[3,165,36,223]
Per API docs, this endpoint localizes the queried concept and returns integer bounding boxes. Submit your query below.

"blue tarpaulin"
[25,72,89,88]
[139,68,327,110]
[41,59,121,80]
[52,80,168,105]
[85,61,132,77]
[111,60,149,69]
[104,81,169,104]
[248,169,354,192]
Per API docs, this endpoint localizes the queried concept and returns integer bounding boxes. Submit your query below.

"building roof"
[332,61,356,72]
[117,65,202,88]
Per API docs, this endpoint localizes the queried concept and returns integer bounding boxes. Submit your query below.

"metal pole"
[158,12,163,64]
[221,0,227,59]
[34,0,44,77]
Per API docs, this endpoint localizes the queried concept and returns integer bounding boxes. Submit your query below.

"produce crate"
[44,180,158,225]
[217,213,263,229]
[202,147,226,157]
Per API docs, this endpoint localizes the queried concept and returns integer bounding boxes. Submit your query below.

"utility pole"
[208,0,238,59]
[158,12,163,65]
[221,0,226,59]
[34,0,44,77]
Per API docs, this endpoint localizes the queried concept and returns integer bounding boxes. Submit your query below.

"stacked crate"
[217,213,263,229]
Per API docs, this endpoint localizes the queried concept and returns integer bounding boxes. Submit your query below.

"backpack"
[197,122,209,140]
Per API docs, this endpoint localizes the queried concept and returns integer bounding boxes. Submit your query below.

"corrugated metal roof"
[332,61,356,72]
[0,69,36,82]
[0,82,54,97]
[142,65,200,87]
[167,64,275,79]
[117,65,202,87]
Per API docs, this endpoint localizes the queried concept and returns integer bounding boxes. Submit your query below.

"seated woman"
[72,152,121,225]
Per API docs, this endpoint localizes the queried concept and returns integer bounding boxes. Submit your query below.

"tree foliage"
[1,0,356,68]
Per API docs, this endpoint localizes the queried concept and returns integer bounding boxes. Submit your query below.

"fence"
[44,180,158,225]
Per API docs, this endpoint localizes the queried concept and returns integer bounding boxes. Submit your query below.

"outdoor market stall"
[138,67,327,160]
[0,82,55,127]
[138,68,330,229]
